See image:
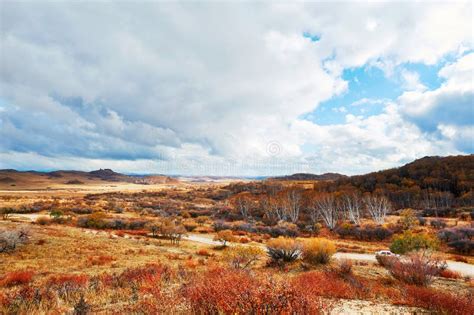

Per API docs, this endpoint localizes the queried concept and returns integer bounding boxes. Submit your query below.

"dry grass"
[1,184,473,314]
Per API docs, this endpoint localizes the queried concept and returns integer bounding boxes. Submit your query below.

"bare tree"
[342,194,362,225]
[266,196,287,222]
[235,196,252,220]
[314,194,338,230]
[284,189,302,223]
[421,191,453,213]
[364,195,391,224]
[307,197,320,225]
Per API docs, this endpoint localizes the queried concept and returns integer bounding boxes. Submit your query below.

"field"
[1,169,474,314]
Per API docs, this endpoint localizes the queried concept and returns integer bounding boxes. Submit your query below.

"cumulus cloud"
[399,53,474,137]
[0,2,472,175]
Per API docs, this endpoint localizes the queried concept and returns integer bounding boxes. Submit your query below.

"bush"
[46,274,89,300]
[332,259,353,278]
[128,220,148,230]
[438,227,474,254]
[438,269,461,279]
[213,230,236,247]
[335,224,393,241]
[0,271,35,287]
[266,237,301,264]
[35,216,52,225]
[385,251,445,286]
[302,238,336,265]
[0,228,29,253]
[212,220,232,232]
[292,271,362,300]
[184,268,329,314]
[376,255,398,268]
[447,240,474,254]
[0,207,14,220]
[390,231,438,254]
[399,208,418,230]
[422,208,457,218]
[417,216,426,226]
[196,249,211,257]
[430,219,447,229]
[77,213,108,229]
[399,285,474,315]
[223,246,263,269]
[183,219,198,232]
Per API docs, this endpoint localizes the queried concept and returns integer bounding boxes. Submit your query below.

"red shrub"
[46,274,89,298]
[196,249,211,257]
[184,267,330,314]
[239,237,251,244]
[0,271,35,287]
[116,264,171,287]
[396,285,474,315]
[385,251,445,286]
[451,255,468,263]
[292,271,360,299]
[439,269,461,279]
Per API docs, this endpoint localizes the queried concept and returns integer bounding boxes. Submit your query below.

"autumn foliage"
[0,271,35,287]
[184,267,330,314]
[302,238,336,265]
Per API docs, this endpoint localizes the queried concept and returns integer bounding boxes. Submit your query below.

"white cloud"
[0,2,472,175]
[351,98,391,107]
[400,69,427,91]
[399,53,474,133]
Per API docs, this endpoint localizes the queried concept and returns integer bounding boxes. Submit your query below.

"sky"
[0,1,473,176]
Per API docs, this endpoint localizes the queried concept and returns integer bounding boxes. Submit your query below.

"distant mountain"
[0,168,178,190]
[271,172,347,181]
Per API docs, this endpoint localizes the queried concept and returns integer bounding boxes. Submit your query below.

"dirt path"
[184,234,474,277]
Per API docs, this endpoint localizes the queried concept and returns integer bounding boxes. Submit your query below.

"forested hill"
[271,173,346,181]
[318,155,474,209]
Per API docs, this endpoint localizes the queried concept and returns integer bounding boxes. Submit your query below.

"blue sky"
[0,2,472,176]
[307,59,456,126]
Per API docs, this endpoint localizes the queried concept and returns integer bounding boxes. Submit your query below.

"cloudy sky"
[0,1,473,176]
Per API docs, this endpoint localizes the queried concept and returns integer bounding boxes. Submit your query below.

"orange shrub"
[302,238,336,265]
[0,270,35,287]
[35,216,51,225]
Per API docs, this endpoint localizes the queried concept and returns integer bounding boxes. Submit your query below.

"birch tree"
[342,193,362,225]
[314,194,338,230]
[364,195,391,224]
[284,189,302,223]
